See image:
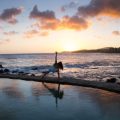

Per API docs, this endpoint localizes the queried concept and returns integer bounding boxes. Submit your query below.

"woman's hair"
[57,61,63,70]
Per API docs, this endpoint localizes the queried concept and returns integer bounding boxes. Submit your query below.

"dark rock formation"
[106,78,117,83]
[32,67,38,70]
[0,65,3,68]
[4,69,10,73]
[12,70,19,73]
[31,74,35,76]
[0,69,4,73]
[18,71,24,74]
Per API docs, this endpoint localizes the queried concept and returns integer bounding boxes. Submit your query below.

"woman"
[41,52,63,79]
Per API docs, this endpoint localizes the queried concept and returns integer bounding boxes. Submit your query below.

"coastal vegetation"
[72,47,120,53]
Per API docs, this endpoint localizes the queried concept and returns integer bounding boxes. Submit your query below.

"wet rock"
[4,69,10,73]
[0,69,4,73]
[31,74,35,77]
[32,67,38,70]
[12,70,19,73]
[106,78,117,83]
[23,73,28,75]
[0,65,3,68]
[117,82,120,85]
[18,71,24,75]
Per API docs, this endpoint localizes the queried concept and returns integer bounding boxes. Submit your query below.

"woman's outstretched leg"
[41,71,49,79]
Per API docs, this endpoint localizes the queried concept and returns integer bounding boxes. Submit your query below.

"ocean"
[0,53,120,81]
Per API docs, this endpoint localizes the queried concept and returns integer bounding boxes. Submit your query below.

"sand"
[0,73,120,93]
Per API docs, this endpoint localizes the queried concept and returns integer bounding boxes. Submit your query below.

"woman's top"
[48,66,58,73]
[42,62,63,73]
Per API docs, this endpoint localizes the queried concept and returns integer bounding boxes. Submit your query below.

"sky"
[0,0,120,53]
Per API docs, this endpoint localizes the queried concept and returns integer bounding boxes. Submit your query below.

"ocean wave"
[6,60,120,74]
[64,61,110,68]
[8,65,51,74]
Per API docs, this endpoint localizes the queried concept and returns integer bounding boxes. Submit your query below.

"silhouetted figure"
[41,52,63,79]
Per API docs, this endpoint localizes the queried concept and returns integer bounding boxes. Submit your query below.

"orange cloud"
[24,29,48,38]
[29,5,89,31]
[59,15,89,30]
[112,31,120,36]
[77,0,120,18]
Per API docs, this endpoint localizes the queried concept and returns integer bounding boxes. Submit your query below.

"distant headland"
[63,47,120,53]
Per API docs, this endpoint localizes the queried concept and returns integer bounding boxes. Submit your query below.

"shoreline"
[0,73,120,94]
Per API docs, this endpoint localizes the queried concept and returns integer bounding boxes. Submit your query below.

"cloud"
[24,29,39,38]
[40,31,49,36]
[34,19,59,30]
[0,7,23,24]
[0,38,10,44]
[24,29,48,38]
[59,15,89,30]
[112,31,120,36]
[29,5,56,21]
[3,31,18,35]
[61,1,78,12]
[77,0,120,18]
[0,26,3,32]
[30,5,89,31]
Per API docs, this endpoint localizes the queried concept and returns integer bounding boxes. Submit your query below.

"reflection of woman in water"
[42,83,64,108]
[41,52,63,79]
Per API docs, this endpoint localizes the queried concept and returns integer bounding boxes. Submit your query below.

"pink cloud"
[3,31,18,35]
[77,0,120,18]
[0,7,23,24]
[112,31,120,36]
[24,29,49,38]
[0,38,10,44]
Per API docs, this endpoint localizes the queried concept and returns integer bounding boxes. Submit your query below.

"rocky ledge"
[0,73,120,94]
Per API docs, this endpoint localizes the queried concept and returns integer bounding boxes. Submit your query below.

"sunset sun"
[62,41,79,51]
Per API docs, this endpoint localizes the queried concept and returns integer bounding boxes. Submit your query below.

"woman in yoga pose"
[41,52,63,79]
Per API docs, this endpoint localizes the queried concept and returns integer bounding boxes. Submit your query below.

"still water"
[0,78,120,120]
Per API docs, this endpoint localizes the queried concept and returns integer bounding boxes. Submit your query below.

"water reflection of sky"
[0,78,120,120]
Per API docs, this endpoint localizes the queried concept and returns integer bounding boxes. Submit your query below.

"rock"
[31,74,35,77]
[0,65,3,68]
[23,73,28,75]
[12,70,19,73]
[106,78,117,83]
[4,69,10,73]
[18,71,24,74]
[117,82,120,85]
[0,69,4,73]
[19,72,28,75]
[32,67,38,70]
